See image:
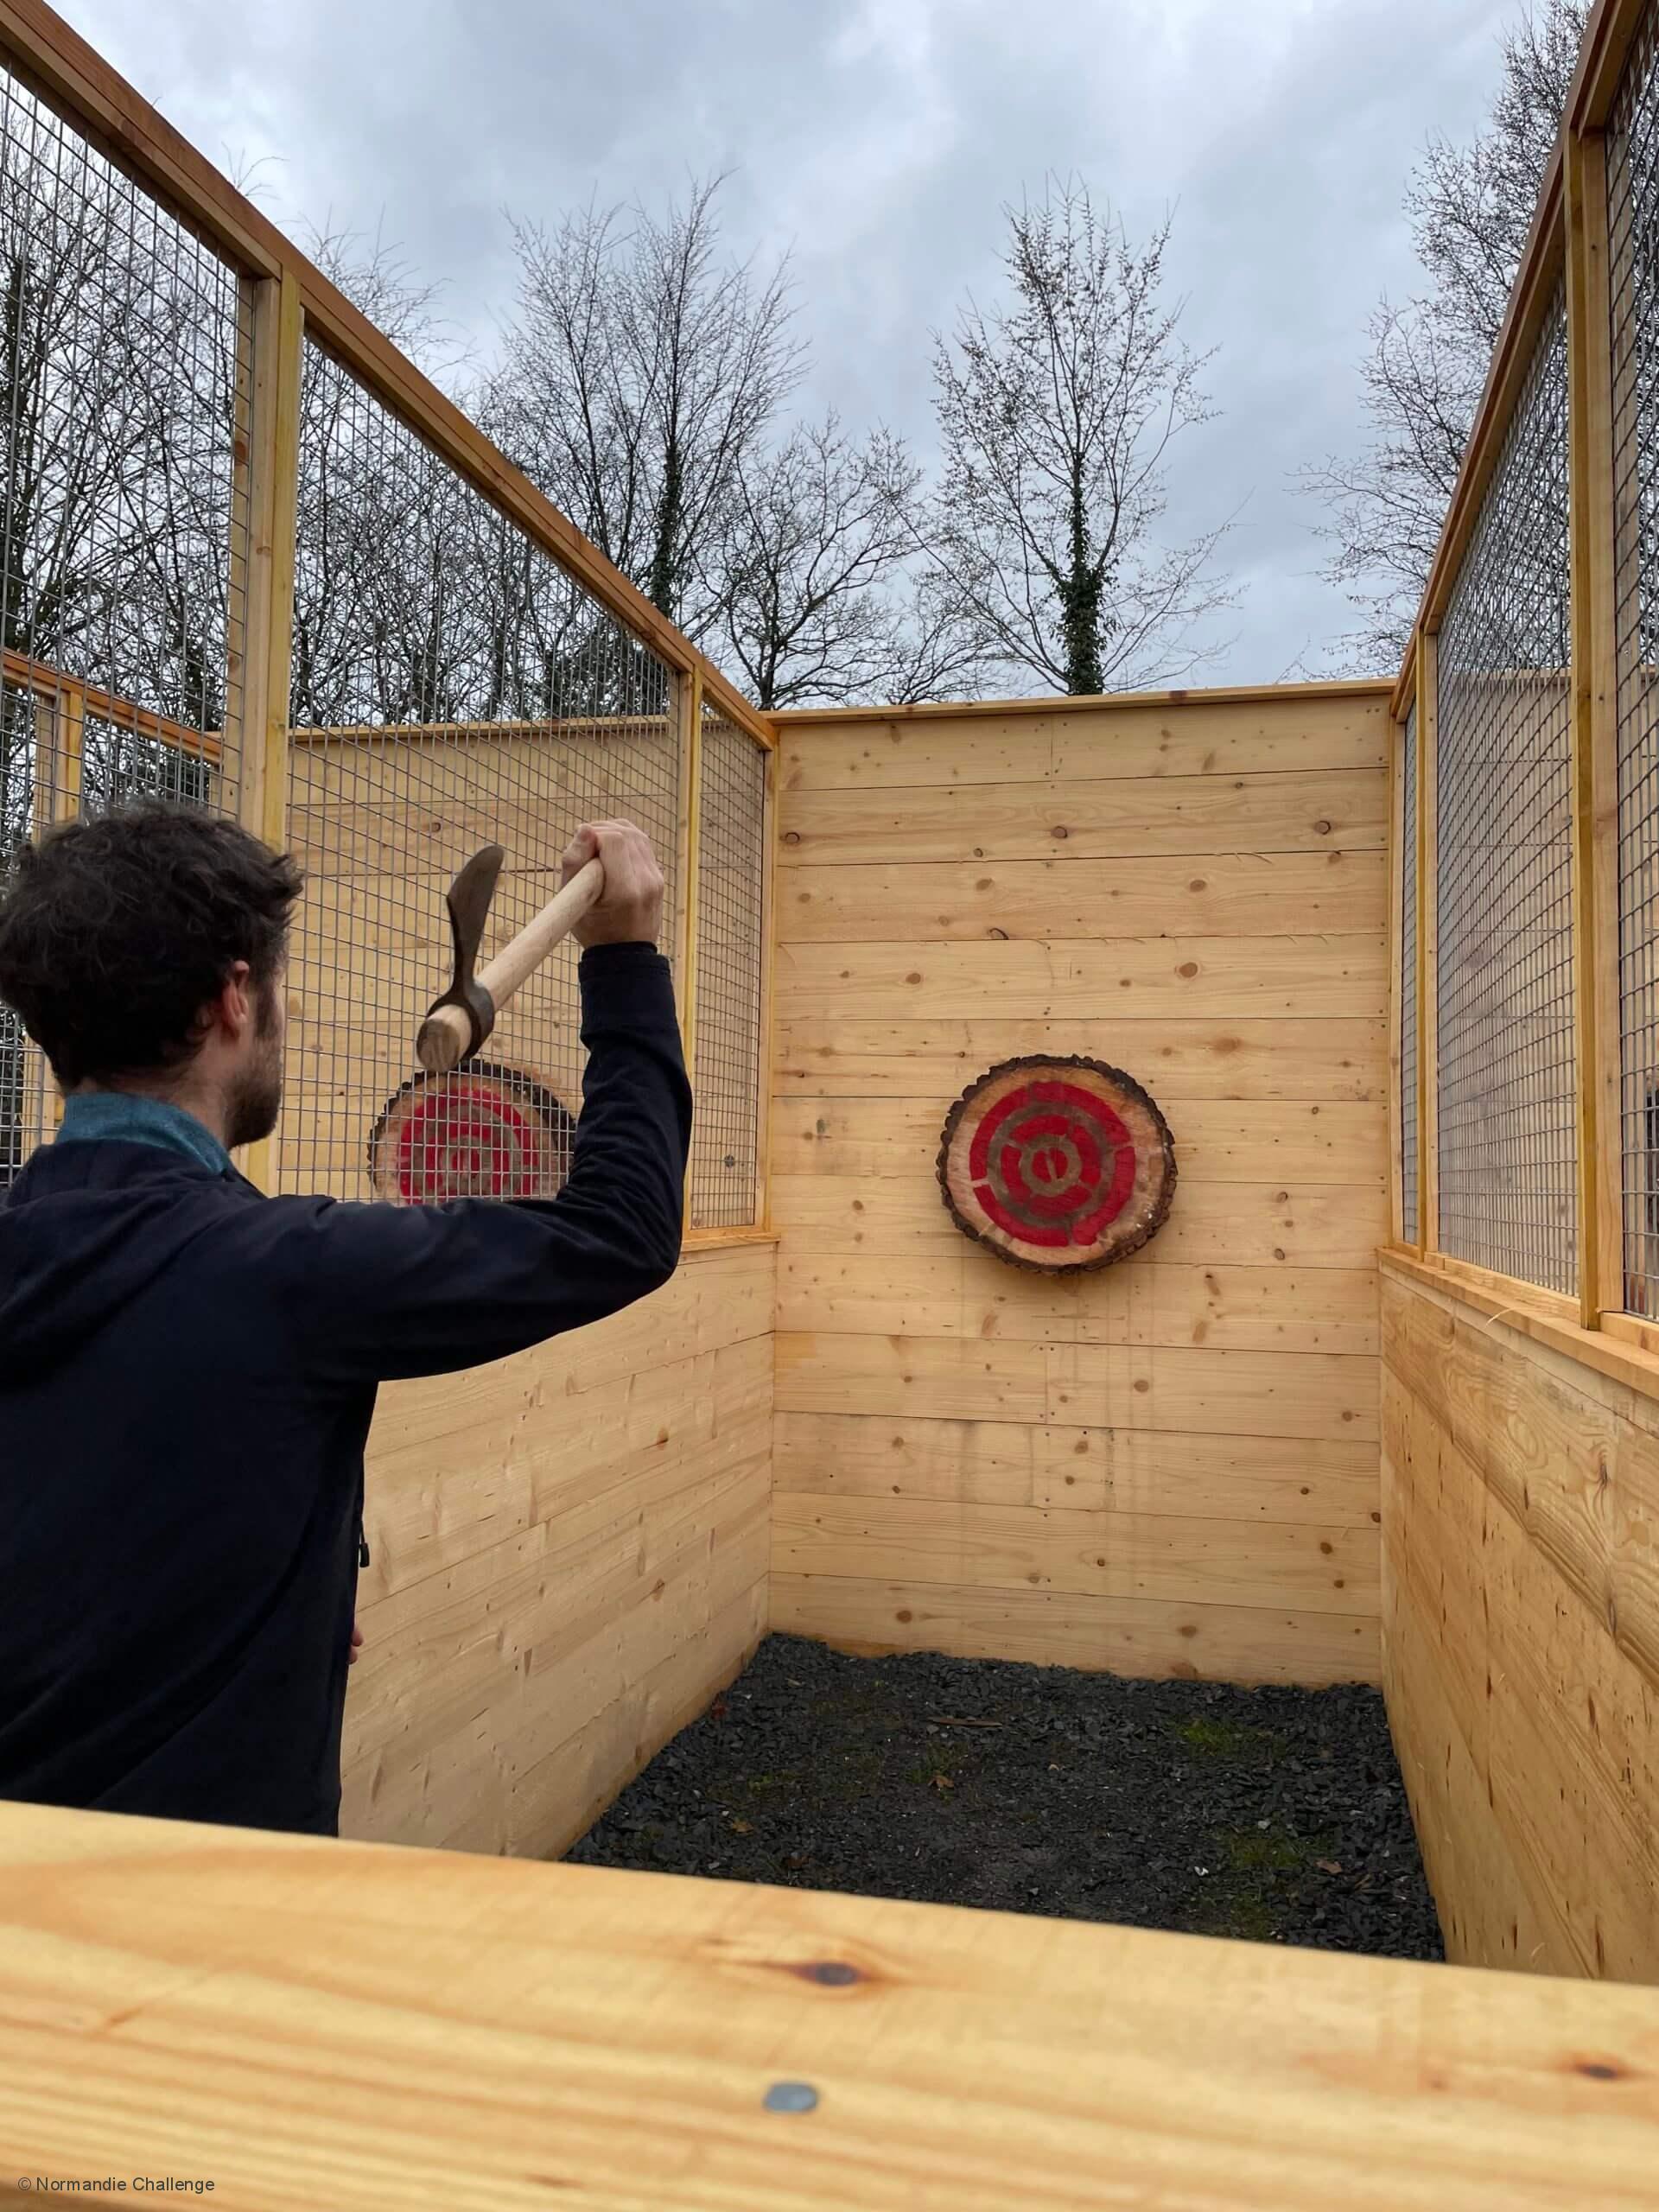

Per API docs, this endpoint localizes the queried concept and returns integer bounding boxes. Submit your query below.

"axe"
[415,844,604,1076]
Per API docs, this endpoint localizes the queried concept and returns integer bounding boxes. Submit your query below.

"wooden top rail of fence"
[3,648,221,765]
[289,713,681,747]
[4,1798,1659,2210]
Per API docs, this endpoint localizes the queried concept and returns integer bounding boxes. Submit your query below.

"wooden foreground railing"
[3,1797,1659,2209]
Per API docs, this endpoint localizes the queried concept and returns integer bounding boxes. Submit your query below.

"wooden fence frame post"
[1389,698,1406,1245]
[755,741,779,1233]
[1417,627,1440,1256]
[20,677,81,1143]
[1567,125,1624,1328]
[674,666,704,1226]
[53,683,83,826]
[233,268,302,1196]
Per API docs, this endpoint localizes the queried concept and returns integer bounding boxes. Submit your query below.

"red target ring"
[939,1058,1176,1273]
[369,1061,575,1206]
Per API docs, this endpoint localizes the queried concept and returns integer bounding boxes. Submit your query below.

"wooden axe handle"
[416,857,605,1075]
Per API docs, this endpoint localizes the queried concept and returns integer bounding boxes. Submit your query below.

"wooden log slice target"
[938,1056,1177,1273]
[369,1061,576,1207]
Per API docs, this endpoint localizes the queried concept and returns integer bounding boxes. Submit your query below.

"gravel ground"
[569,1634,1444,1960]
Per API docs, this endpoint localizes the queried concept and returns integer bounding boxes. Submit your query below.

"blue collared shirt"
[55,1092,233,1179]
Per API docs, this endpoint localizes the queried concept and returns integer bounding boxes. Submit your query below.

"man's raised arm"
[269,821,694,1383]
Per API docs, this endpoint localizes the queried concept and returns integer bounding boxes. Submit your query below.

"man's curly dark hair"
[0,804,303,1087]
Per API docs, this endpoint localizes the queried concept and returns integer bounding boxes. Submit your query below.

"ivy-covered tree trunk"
[926,181,1234,699]
[0,250,40,664]
[1058,464,1104,696]
[647,436,683,620]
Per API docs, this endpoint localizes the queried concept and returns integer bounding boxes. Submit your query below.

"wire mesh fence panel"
[1610,8,1659,1314]
[1399,701,1420,1243]
[280,343,678,1206]
[0,60,249,1183]
[690,708,766,1229]
[1434,278,1578,1295]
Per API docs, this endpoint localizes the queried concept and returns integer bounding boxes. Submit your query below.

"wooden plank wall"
[770,684,1392,1686]
[1381,1261,1659,1981]
[340,1243,774,1859]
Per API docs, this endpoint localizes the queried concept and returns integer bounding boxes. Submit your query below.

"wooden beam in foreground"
[4,1799,1659,2209]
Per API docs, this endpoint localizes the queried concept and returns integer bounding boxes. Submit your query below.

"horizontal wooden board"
[366,1333,770,1539]
[364,1312,762,1489]
[777,1252,1380,1355]
[28,1784,1659,2209]
[512,1464,770,1755]
[779,849,1384,942]
[774,1408,1102,1506]
[776,1332,1378,1444]
[1385,1381,1659,1984]
[775,1014,1386,1102]
[366,1249,772,1462]
[771,1573,1380,1686]
[1381,1270,1659,1689]
[288,731,681,879]
[292,866,598,963]
[1382,1270,1659,1984]
[346,1532,770,1863]
[780,679,1390,722]
[346,1455,770,1817]
[772,1492,1377,1614]
[1386,1569,1575,1979]
[775,1332,1049,1426]
[772,1175,1389,1269]
[1047,1341,1380,1445]
[779,768,1388,865]
[777,937,1388,1023]
[519,1338,773,1526]
[292,721,672,799]
[547,1254,773,1394]
[343,1243,775,1853]
[779,696,1388,791]
[1096,1427,1379,1525]
[347,1449,764,1760]
[772,1096,1384,1187]
[499,1580,768,1859]
[773,1413,1381,1525]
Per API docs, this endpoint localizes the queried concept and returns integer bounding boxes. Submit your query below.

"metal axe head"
[423,843,505,1062]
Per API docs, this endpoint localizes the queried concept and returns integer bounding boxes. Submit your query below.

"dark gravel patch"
[569,1634,1443,1961]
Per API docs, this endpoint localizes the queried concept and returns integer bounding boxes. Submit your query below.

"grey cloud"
[68,0,1516,685]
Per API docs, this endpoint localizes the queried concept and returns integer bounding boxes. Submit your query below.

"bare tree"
[1303,1,1587,670]
[918,179,1235,698]
[0,86,254,850]
[288,226,477,729]
[706,413,982,709]
[489,175,995,708]
[491,177,801,642]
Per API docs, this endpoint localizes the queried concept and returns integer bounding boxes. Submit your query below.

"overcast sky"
[64,0,1523,690]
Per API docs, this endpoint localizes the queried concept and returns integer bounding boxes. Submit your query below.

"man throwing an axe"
[0,804,689,1837]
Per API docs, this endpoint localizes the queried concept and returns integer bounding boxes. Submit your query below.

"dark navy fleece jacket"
[0,944,690,1836]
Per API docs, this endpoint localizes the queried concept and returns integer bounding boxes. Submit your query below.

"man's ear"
[212,960,257,1043]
